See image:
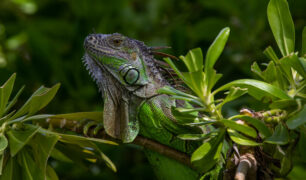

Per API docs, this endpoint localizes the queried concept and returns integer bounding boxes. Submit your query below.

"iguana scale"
[83,33,200,179]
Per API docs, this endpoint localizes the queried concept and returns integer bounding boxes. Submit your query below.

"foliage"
[0,74,117,180]
[0,0,305,179]
[160,0,305,178]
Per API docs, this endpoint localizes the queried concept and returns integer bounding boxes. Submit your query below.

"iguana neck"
[83,33,172,142]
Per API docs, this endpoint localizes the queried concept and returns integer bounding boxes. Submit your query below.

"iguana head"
[83,33,167,142]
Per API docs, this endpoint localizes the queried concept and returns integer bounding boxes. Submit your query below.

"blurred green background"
[0,0,305,179]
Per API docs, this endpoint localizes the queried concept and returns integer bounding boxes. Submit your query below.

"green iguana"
[83,33,201,179]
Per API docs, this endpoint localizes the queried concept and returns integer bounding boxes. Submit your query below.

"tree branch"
[234,148,257,180]
[40,118,193,169]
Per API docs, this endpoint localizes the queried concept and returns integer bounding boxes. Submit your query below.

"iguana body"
[83,33,199,179]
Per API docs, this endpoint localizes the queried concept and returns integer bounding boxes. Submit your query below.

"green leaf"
[230,115,272,138]
[95,144,117,172]
[205,68,223,92]
[158,86,199,100]
[286,105,306,129]
[18,148,44,180]
[39,129,117,146]
[251,62,265,80]
[227,129,260,146]
[267,0,295,56]
[302,26,306,56]
[0,134,8,152]
[9,84,60,120]
[280,153,292,176]
[280,54,306,80]
[46,165,59,180]
[54,143,93,168]
[205,27,230,71]
[263,46,279,62]
[50,148,72,163]
[265,124,289,145]
[300,57,306,71]
[48,112,103,122]
[4,85,25,115]
[181,71,205,99]
[29,133,59,178]
[262,61,285,88]
[213,79,291,100]
[179,48,203,72]
[177,130,218,141]
[7,124,40,156]
[298,131,306,162]
[220,119,257,138]
[218,87,247,108]
[0,73,16,117]
[0,154,4,175]
[191,130,224,172]
[269,99,297,109]
[164,54,206,100]
[0,157,14,180]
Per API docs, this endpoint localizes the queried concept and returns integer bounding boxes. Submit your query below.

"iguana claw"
[83,121,98,136]
[93,123,104,136]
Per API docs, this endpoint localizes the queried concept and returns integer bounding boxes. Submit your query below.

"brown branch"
[133,136,192,167]
[234,148,257,180]
[39,118,194,169]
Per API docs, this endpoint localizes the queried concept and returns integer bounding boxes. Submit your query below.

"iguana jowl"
[83,33,199,179]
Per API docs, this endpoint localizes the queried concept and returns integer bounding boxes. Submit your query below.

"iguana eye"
[123,68,139,85]
[112,38,123,47]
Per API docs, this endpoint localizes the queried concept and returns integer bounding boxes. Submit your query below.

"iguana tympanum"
[83,33,201,179]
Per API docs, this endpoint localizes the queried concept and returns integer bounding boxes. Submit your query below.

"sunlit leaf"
[0,73,16,117]
[300,57,306,71]
[0,134,8,152]
[220,119,257,138]
[170,95,203,107]
[179,48,203,72]
[181,71,205,99]
[177,130,218,141]
[267,0,295,56]
[191,130,224,172]
[227,129,260,146]
[251,62,265,80]
[9,84,60,120]
[263,46,279,62]
[205,68,222,92]
[7,124,40,156]
[158,86,198,99]
[269,99,297,109]
[213,79,291,100]
[265,124,289,145]
[279,54,306,80]
[205,27,230,71]
[286,105,306,129]
[4,85,25,115]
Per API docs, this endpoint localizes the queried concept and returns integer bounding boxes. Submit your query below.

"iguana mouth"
[84,35,114,56]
